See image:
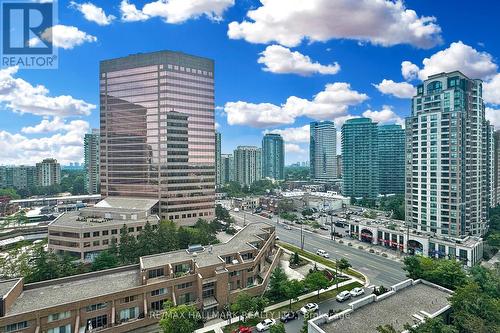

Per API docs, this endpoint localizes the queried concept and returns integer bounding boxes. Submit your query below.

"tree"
[231,292,255,322]
[215,204,231,222]
[118,224,139,264]
[156,220,178,252]
[291,252,300,266]
[376,325,397,333]
[268,267,289,301]
[403,256,467,290]
[277,199,294,213]
[337,258,351,275]
[305,271,330,299]
[0,188,20,200]
[92,250,119,271]
[404,318,458,333]
[137,221,156,257]
[159,301,201,333]
[252,296,269,317]
[270,322,286,333]
[284,279,304,309]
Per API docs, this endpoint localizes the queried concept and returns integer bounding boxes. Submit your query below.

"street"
[231,211,407,287]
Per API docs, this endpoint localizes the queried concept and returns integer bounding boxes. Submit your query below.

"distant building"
[310,121,337,182]
[84,129,100,194]
[405,71,491,237]
[36,159,61,187]
[494,130,500,206]
[336,155,342,179]
[342,118,379,199]
[216,131,222,187]
[262,133,285,180]
[0,165,37,190]
[378,124,405,195]
[234,146,262,186]
[221,154,234,184]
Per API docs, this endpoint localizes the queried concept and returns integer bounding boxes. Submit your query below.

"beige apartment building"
[48,197,160,262]
[1,222,279,333]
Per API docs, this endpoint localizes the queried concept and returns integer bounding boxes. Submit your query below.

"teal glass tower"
[310,121,337,181]
[341,118,379,199]
[378,124,405,195]
[262,133,285,180]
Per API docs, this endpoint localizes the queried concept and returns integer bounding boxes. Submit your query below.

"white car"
[316,249,329,258]
[299,302,319,314]
[349,287,365,297]
[256,318,276,332]
[336,290,351,302]
[233,208,240,212]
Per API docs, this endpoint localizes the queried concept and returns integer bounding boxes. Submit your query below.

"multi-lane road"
[231,211,407,287]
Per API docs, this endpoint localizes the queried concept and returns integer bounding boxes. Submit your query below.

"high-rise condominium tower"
[221,154,234,184]
[494,130,500,206]
[405,71,491,237]
[262,133,285,180]
[215,131,222,187]
[310,121,337,181]
[84,129,100,194]
[342,118,379,199]
[36,158,61,187]
[234,146,262,186]
[99,51,215,225]
[378,124,405,195]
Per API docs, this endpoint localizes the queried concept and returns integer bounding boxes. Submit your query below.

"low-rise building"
[309,279,452,333]
[280,191,350,212]
[232,197,260,211]
[48,197,160,261]
[10,195,102,209]
[345,213,483,267]
[1,222,279,333]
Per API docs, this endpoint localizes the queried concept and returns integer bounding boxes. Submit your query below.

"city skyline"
[1,1,500,166]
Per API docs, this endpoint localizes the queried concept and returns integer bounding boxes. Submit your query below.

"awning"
[203,296,219,308]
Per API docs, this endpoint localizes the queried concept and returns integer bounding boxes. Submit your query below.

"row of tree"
[219,180,279,197]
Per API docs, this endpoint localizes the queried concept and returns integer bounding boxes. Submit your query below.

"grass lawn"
[277,242,366,281]
[268,281,363,314]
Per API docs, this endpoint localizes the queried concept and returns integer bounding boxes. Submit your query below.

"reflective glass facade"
[100,51,215,225]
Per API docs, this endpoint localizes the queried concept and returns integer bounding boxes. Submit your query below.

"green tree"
[137,221,156,257]
[92,250,119,271]
[231,292,255,322]
[305,271,330,299]
[156,220,178,252]
[159,301,201,333]
[0,188,20,200]
[270,322,286,333]
[337,258,351,275]
[215,204,231,222]
[291,252,300,266]
[252,296,269,317]
[118,224,139,264]
[284,279,304,309]
[268,266,289,301]
[403,256,467,290]
[278,199,294,213]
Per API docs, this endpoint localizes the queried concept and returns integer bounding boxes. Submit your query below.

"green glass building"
[341,118,379,199]
[378,124,405,195]
[262,133,285,180]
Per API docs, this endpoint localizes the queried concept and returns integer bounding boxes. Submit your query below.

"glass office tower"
[405,71,491,236]
[262,133,285,180]
[378,124,405,195]
[99,51,215,225]
[310,121,337,181]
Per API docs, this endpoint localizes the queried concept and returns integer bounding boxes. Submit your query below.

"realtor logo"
[1,0,58,69]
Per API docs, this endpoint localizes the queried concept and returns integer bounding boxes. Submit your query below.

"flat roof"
[319,283,451,333]
[49,211,159,229]
[0,279,21,298]
[95,197,159,211]
[11,195,101,204]
[6,267,141,316]
[140,222,272,269]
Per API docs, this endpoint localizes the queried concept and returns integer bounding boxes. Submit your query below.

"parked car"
[320,225,329,230]
[350,287,365,297]
[300,303,319,314]
[280,311,298,323]
[284,224,292,230]
[336,290,352,302]
[234,208,240,212]
[275,236,280,240]
[256,319,276,332]
[233,327,252,333]
[316,249,329,258]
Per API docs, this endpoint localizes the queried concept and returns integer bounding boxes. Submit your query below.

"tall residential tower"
[99,51,216,225]
[310,121,337,182]
[262,133,285,180]
[234,146,262,186]
[84,129,100,194]
[378,124,405,195]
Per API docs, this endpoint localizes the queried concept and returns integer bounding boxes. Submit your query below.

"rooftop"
[0,278,20,298]
[49,210,159,229]
[317,281,452,333]
[95,197,159,211]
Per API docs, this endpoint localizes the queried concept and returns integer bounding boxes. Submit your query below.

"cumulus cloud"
[120,0,234,23]
[484,74,500,105]
[401,61,420,81]
[0,118,90,165]
[374,79,416,98]
[70,2,116,25]
[362,106,404,125]
[402,41,498,81]
[258,45,340,76]
[264,125,310,143]
[228,0,442,48]
[0,67,95,117]
[285,143,306,154]
[486,107,500,129]
[41,25,97,49]
[224,83,368,128]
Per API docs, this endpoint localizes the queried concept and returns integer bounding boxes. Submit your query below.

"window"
[3,322,28,333]
[151,300,166,311]
[121,295,138,303]
[111,229,118,235]
[151,288,166,296]
[48,311,71,322]
[178,292,192,304]
[177,282,192,289]
[86,302,107,312]
[83,232,90,238]
[128,227,134,233]
[119,307,139,321]
[87,315,107,329]
[102,230,109,236]
[93,231,100,237]
[148,268,164,279]
[47,324,71,333]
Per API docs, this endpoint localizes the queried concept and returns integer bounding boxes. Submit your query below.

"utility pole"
[300,223,304,250]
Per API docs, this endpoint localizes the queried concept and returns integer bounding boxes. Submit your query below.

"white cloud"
[41,25,97,49]
[0,66,95,117]
[228,0,442,48]
[264,125,310,143]
[401,60,420,81]
[285,143,306,154]
[120,0,150,21]
[486,107,500,129]
[70,2,116,25]
[224,83,368,128]
[258,45,340,76]
[362,106,404,125]
[484,74,500,105]
[403,41,498,81]
[374,79,416,98]
[120,0,234,24]
[0,118,89,165]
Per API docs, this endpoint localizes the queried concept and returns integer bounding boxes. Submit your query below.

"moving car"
[316,249,329,258]
[300,302,319,314]
[349,287,365,297]
[280,311,298,323]
[284,224,292,230]
[336,290,351,302]
[256,319,276,332]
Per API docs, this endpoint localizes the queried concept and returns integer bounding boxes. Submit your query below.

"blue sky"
[1,0,500,165]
